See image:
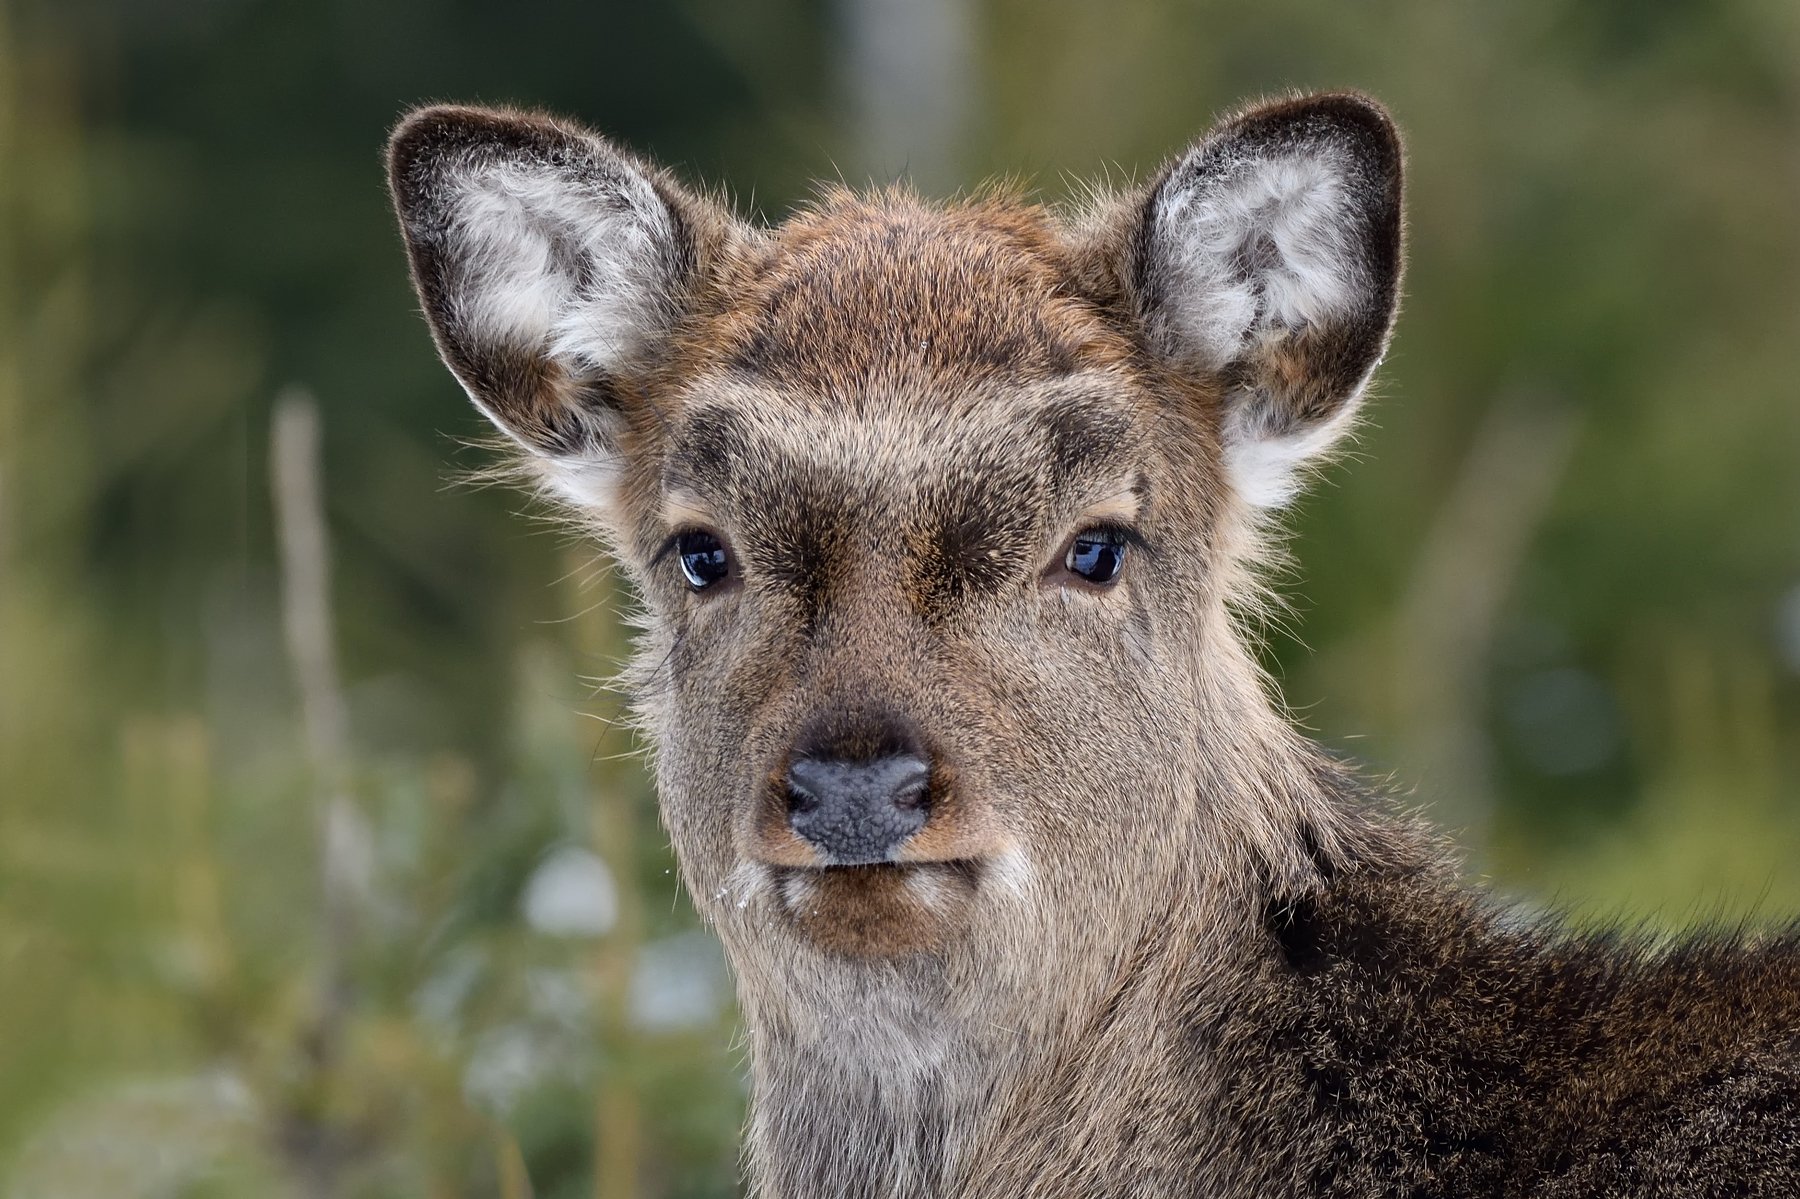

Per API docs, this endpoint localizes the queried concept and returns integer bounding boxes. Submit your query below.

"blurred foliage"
[1,0,1797,1194]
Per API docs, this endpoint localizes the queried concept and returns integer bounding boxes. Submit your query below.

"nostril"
[784,758,835,817]
[785,772,823,816]
[886,759,931,813]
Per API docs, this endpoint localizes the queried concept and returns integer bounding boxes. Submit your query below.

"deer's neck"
[737,850,1295,1199]
[740,955,992,1199]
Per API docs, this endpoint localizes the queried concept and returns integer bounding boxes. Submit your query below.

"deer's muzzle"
[784,752,933,865]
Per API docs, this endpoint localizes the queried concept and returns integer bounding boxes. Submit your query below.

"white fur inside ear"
[1223,392,1364,509]
[1151,136,1386,509]
[538,453,625,514]
[1153,147,1360,371]
[449,159,677,373]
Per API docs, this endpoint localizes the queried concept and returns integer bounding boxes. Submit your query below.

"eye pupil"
[1066,529,1127,585]
[676,531,730,590]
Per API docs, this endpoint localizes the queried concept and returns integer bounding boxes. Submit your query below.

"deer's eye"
[1064,527,1128,586]
[676,530,731,591]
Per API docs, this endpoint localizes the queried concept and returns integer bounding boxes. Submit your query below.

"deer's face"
[389,95,1401,962]
[629,203,1207,955]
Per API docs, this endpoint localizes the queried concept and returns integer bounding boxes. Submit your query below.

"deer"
[386,91,1800,1197]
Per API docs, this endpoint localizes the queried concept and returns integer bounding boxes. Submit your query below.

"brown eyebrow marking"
[665,404,750,494]
[1034,393,1138,480]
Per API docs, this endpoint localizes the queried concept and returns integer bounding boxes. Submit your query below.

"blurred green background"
[2,0,1797,1194]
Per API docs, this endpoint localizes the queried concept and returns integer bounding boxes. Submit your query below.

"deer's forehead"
[685,197,1134,394]
[661,375,1145,513]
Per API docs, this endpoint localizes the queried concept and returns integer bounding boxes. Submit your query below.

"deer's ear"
[1133,93,1403,508]
[388,105,738,510]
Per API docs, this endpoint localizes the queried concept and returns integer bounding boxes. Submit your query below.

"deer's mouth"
[766,858,991,955]
[782,858,985,885]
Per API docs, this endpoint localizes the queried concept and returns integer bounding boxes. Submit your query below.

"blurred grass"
[1,0,1797,1194]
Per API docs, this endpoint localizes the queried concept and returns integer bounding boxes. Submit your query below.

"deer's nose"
[785,753,931,865]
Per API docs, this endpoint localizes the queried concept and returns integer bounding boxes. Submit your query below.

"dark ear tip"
[1301,91,1402,168]
[1223,90,1403,181]
[387,104,499,204]
[1280,91,1398,133]
[385,104,601,206]
[389,104,492,161]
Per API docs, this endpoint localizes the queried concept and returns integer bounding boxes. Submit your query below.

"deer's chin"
[770,861,982,956]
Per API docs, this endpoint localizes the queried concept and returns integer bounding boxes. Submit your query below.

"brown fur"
[388,93,1800,1197]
